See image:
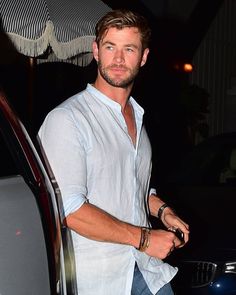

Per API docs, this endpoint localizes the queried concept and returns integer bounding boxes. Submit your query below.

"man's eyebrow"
[102,41,138,49]
[125,44,139,49]
[102,41,115,46]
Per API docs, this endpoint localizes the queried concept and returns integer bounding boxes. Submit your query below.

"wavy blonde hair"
[95,9,151,52]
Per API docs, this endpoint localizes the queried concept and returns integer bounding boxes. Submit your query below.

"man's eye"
[126,48,134,52]
[106,46,113,50]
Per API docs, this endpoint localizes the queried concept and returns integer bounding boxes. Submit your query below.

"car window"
[0,132,18,177]
[170,140,236,186]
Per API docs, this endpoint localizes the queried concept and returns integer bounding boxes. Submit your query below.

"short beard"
[97,61,140,89]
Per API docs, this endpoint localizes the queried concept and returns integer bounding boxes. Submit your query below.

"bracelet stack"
[137,227,151,252]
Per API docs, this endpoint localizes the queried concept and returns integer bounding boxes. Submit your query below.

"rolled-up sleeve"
[38,107,88,216]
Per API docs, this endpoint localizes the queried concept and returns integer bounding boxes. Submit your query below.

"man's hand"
[148,194,190,246]
[144,229,178,259]
[161,208,190,246]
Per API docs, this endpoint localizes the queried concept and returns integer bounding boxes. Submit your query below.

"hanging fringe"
[7,21,54,57]
[6,20,95,61]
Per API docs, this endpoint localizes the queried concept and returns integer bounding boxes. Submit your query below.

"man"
[38,9,189,295]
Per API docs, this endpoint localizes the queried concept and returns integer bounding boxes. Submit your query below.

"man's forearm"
[148,194,165,217]
[65,202,141,248]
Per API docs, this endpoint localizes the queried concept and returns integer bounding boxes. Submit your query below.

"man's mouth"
[110,65,127,73]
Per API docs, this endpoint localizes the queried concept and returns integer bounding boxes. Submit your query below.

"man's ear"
[92,41,99,62]
[140,48,149,67]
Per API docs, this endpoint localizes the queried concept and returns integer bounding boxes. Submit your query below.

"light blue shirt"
[38,84,177,295]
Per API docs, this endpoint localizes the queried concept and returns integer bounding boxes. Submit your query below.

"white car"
[0,90,77,295]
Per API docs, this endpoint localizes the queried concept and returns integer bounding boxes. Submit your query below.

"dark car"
[0,90,76,294]
[161,133,236,295]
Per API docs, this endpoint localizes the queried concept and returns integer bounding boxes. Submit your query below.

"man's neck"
[93,78,133,112]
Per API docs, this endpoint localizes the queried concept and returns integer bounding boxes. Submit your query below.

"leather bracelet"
[157,203,169,219]
[137,227,151,252]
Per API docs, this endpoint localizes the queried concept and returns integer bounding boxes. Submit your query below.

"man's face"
[93,27,149,88]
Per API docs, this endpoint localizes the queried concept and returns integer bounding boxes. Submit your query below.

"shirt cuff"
[149,188,157,196]
[63,194,88,217]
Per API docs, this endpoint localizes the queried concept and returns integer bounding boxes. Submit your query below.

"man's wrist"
[157,203,169,219]
[136,227,151,252]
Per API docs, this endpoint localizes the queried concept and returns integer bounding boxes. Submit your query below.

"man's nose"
[114,50,124,63]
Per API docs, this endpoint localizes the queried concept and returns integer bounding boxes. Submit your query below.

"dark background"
[0,0,225,185]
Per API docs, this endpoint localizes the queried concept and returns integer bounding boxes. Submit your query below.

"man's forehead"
[101,27,141,43]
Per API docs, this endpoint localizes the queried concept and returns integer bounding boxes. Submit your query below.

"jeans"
[131,263,174,295]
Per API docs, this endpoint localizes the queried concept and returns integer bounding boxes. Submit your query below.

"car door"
[0,90,76,294]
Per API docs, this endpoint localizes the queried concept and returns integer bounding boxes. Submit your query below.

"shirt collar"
[86,83,144,117]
